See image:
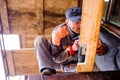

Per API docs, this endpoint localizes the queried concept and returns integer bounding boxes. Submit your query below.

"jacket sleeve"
[50,30,70,63]
[96,40,109,56]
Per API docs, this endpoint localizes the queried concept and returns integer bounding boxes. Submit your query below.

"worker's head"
[65,7,82,34]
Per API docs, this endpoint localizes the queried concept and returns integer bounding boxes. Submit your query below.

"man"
[34,7,108,75]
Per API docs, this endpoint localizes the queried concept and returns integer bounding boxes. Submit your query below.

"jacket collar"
[67,24,79,39]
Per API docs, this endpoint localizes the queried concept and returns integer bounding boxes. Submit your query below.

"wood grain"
[77,0,104,72]
[6,48,39,76]
[0,0,10,34]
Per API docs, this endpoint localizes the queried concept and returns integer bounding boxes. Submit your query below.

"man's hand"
[72,40,79,51]
[72,39,102,52]
[96,39,105,55]
[97,39,102,49]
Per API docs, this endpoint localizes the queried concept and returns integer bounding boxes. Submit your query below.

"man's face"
[66,19,81,34]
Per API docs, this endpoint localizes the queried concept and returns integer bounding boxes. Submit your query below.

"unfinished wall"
[7,0,39,48]
[6,0,78,48]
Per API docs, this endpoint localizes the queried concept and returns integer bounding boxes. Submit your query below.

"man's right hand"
[72,40,79,51]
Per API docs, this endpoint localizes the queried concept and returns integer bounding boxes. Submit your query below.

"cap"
[66,7,82,22]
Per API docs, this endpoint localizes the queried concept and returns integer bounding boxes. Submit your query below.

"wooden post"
[77,0,104,72]
[0,0,10,77]
[36,0,44,35]
[6,51,16,76]
[0,0,10,34]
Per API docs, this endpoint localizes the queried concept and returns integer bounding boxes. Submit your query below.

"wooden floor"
[28,71,120,80]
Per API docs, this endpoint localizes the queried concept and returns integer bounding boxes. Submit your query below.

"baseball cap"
[66,7,82,22]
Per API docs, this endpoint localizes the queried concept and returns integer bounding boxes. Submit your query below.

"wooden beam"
[6,48,39,76]
[77,0,104,72]
[36,0,44,35]
[28,71,120,80]
[6,51,16,76]
[101,23,120,37]
[0,0,10,34]
[21,34,50,48]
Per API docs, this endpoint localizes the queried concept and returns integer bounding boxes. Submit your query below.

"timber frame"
[77,0,104,72]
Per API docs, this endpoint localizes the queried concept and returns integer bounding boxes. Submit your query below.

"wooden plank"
[12,49,39,75]
[21,34,50,48]
[77,0,104,72]
[0,0,10,34]
[101,23,120,37]
[21,34,38,48]
[28,71,120,80]
[36,0,44,35]
[6,51,16,76]
[6,48,40,75]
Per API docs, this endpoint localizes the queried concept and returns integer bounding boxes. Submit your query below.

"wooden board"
[6,48,39,76]
[28,71,120,80]
[0,0,10,34]
[77,0,104,72]
[36,0,44,35]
